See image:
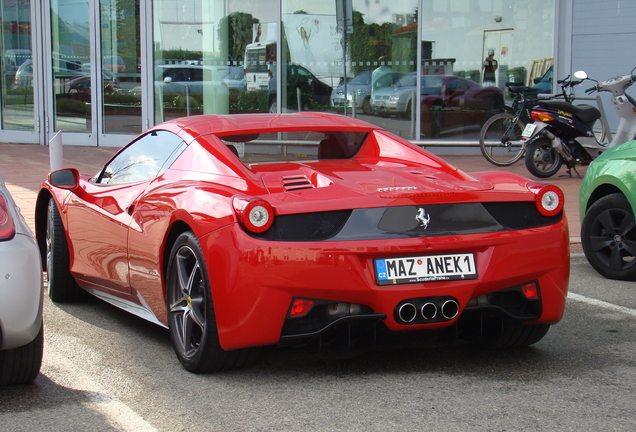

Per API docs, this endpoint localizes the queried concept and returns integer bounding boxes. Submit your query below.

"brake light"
[0,194,16,240]
[521,282,539,300]
[528,183,564,217]
[289,299,315,317]
[233,196,275,233]
[531,110,555,122]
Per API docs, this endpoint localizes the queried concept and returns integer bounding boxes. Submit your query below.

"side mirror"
[574,70,588,80]
[49,168,79,190]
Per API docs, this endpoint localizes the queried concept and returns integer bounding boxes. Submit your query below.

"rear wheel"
[46,199,83,302]
[479,113,526,166]
[581,194,636,280]
[166,231,258,373]
[0,324,43,385]
[525,137,563,178]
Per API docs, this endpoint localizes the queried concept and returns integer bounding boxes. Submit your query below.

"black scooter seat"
[536,100,601,123]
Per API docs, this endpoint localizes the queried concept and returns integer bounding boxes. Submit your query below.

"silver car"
[0,172,43,385]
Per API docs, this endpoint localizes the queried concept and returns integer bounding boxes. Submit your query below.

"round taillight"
[533,184,564,217]
[234,197,274,233]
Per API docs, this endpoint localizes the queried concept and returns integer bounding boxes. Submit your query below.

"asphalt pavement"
[0,142,585,252]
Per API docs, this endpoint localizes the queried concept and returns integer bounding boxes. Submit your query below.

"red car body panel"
[37,112,569,352]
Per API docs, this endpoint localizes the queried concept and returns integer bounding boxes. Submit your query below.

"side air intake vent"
[282,175,314,191]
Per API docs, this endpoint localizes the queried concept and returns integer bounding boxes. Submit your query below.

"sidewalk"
[0,142,584,251]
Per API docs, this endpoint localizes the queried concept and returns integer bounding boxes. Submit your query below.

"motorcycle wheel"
[524,138,563,178]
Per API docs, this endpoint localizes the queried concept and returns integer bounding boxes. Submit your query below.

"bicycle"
[479,85,541,166]
[479,77,607,166]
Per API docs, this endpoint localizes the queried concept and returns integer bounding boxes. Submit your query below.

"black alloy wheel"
[581,193,636,280]
[46,198,83,302]
[166,231,258,373]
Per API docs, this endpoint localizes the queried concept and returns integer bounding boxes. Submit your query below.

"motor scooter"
[522,68,636,178]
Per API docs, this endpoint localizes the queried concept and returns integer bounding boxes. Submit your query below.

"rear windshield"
[218,131,368,164]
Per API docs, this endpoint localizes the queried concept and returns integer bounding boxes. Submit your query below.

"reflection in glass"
[51,0,91,132]
[420,1,554,140]
[101,0,142,134]
[1,0,33,131]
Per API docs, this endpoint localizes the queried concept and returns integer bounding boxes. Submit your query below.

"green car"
[580,140,636,280]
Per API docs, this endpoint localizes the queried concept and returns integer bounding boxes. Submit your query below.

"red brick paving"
[0,142,584,251]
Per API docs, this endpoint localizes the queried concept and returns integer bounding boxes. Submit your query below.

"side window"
[95,130,186,185]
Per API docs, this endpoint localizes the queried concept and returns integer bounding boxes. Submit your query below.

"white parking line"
[44,349,158,432]
[568,292,636,318]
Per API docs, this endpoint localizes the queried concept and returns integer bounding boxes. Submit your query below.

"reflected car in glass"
[0,173,43,385]
[330,69,403,114]
[268,63,332,112]
[35,113,569,374]
[580,139,636,280]
[371,73,504,127]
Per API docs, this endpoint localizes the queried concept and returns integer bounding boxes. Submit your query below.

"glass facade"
[0,0,555,146]
[1,0,33,131]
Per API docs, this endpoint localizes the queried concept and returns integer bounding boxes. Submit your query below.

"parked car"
[372,73,504,128]
[103,55,126,73]
[222,65,245,92]
[268,63,332,112]
[330,69,403,114]
[36,113,569,374]
[14,59,86,89]
[155,64,230,99]
[531,66,553,94]
[420,75,505,137]
[580,140,636,280]
[0,173,43,385]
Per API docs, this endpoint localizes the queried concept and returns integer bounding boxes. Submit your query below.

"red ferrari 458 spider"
[35,113,569,373]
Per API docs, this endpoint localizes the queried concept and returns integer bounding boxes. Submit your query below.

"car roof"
[158,113,380,139]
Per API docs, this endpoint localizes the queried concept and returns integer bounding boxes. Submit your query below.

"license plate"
[334,98,345,104]
[374,253,477,285]
[521,123,536,138]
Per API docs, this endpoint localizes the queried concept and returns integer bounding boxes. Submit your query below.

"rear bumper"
[0,233,43,350]
[202,218,569,351]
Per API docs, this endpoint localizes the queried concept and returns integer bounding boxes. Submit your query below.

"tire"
[0,324,43,385]
[480,319,550,348]
[581,194,636,280]
[479,113,526,166]
[46,199,83,302]
[166,231,258,373]
[524,137,563,178]
[405,101,412,120]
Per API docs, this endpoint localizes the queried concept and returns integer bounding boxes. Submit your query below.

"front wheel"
[46,199,83,302]
[581,194,636,280]
[524,138,563,178]
[166,231,258,373]
[479,113,526,166]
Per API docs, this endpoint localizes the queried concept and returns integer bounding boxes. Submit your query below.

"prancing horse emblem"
[416,208,431,229]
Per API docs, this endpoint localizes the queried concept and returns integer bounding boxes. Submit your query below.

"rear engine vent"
[252,210,352,241]
[282,175,314,191]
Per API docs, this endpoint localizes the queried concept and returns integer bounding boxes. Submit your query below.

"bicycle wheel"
[479,113,527,166]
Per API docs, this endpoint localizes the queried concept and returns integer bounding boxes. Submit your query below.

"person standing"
[483,49,498,86]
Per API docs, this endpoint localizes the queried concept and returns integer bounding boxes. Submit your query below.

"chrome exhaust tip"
[397,303,417,323]
[441,299,459,320]
[420,302,437,320]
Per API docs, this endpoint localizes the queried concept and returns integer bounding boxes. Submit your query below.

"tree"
[218,12,259,63]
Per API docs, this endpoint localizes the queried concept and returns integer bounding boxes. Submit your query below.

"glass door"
[0,0,40,143]
[46,0,94,145]
[44,0,143,147]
